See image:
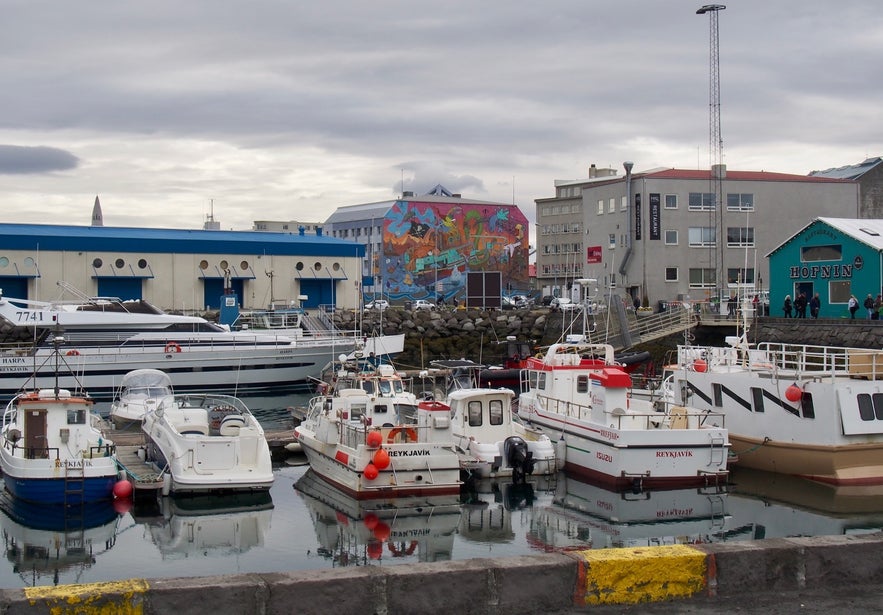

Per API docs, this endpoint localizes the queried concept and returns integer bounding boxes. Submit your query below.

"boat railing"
[534,393,725,430]
[338,419,423,449]
[754,342,875,380]
[3,441,115,460]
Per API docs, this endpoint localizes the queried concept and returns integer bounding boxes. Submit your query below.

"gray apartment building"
[535,164,859,309]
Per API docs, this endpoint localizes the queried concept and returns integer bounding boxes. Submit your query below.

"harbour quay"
[4,532,883,614]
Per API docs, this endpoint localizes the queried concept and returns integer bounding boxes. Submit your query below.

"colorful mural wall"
[381,200,529,303]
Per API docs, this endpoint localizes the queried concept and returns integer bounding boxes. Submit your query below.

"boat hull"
[0,345,347,401]
[0,450,118,504]
[296,432,462,500]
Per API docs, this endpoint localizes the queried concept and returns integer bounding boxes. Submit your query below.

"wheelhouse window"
[489,399,504,425]
[468,400,483,427]
[67,409,86,424]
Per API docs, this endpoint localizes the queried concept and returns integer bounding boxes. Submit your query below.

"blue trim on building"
[0,224,365,258]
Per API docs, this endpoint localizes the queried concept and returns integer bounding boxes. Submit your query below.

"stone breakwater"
[334,307,594,371]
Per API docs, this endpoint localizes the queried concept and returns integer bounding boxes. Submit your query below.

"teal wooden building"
[767,218,883,318]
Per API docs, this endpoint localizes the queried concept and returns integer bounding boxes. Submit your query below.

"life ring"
[387,426,418,444]
[66,350,80,356]
[388,541,418,557]
[164,342,182,354]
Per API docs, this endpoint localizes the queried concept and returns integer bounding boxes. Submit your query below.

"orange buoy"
[373,448,390,470]
[363,463,379,480]
[366,430,383,448]
[785,384,803,402]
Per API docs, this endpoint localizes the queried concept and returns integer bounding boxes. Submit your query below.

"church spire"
[91,195,103,226]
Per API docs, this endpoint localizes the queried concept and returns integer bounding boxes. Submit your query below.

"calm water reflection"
[2,392,883,588]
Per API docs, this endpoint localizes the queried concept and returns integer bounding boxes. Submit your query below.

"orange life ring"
[386,426,418,444]
[387,541,418,557]
[66,350,80,356]
[164,342,182,354]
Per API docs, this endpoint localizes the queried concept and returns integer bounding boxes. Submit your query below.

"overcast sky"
[1,1,880,238]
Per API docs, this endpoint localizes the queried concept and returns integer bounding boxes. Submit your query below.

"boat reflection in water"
[725,467,883,540]
[137,492,274,560]
[522,474,730,552]
[294,469,461,566]
[0,494,121,586]
[459,476,545,545]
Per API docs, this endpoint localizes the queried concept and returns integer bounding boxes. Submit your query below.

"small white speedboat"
[141,393,274,495]
[110,369,177,430]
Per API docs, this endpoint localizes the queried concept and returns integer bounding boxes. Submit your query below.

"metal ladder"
[64,464,86,507]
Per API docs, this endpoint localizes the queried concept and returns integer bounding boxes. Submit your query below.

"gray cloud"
[0,145,79,175]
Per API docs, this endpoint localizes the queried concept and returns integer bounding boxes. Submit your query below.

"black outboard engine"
[503,436,535,484]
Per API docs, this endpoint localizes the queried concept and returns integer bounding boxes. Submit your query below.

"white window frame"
[664,230,679,245]
[664,194,678,209]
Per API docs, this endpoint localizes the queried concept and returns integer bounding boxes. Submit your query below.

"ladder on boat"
[64,464,86,507]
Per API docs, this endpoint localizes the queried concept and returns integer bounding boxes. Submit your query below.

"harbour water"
[2,393,883,589]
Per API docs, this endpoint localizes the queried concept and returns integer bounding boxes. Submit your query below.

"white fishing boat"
[109,369,176,430]
[662,306,883,486]
[294,363,462,499]
[0,344,119,504]
[447,386,559,481]
[294,469,461,565]
[516,342,730,490]
[141,392,274,495]
[0,289,368,400]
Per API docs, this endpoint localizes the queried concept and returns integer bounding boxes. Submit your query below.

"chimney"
[712,164,727,179]
[589,164,597,178]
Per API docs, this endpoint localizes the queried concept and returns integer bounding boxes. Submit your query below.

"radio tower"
[697,4,725,299]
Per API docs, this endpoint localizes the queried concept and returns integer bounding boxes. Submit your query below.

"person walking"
[810,293,821,319]
[795,292,807,318]
[783,295,793,318]
[727,295,737,318]
[865,294,875,319]
[849,294,859,319]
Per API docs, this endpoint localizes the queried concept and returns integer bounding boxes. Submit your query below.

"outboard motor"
[503,436,535,484]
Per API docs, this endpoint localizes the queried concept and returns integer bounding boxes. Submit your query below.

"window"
[489,399,504,425]
[665,267,678,282]
[802,245,842,262]
[665,230,678,245]
[620,196,627,211]
[727,193,754,211]
[726,227,755,248]
[727,268,755,284]
[664,194,678,209]
[577,375,589,393]
[688,192,716,210]
[468,401,483,427]
[597,200,604,215]
[689,268,716,288]
[608,198,615,213]
[829,280,851,304]
[608,234,616,248]
[688,227,716,247]
[67,409,86,424]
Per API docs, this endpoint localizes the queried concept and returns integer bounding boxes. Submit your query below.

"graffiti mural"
[382,200,529,303]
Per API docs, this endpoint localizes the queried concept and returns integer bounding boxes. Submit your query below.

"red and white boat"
[294,364,461,499]
[516,343,729,490]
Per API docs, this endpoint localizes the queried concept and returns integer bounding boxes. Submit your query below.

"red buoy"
[373,448,390,470]
[693,359,707,373]
[113,479,133,499]
[366,430,383,448]
[363,463,379,480]
[367,541,383,560]
[363,512,379,530]
[373,521,391,542]
[785,384,803,402]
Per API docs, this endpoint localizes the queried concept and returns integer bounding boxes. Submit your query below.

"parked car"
[551,297,582,311]
[501,296,517,310]
[510,294,533,308]
[413,299,436,311]
[364,299,389,311]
